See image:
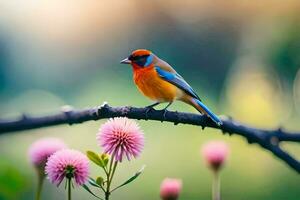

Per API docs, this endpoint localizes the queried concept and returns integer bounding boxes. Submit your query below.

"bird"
[120,49,222,126]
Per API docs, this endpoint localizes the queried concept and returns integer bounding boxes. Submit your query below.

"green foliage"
[100,154,109,167]
[96,177,104,187]
[0,159,28,200]
[85,150,145,200]
[88,177,101,188]
[86,151,108,168]
[82,184,103,200]
[111,165,146,193]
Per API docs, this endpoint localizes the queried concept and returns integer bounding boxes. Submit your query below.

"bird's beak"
[120,57,131,64]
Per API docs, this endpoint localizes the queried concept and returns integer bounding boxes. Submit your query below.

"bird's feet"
[145,107,154,119]
[162,109,168,120]
[160,101,173,121]
[145,102,160,119]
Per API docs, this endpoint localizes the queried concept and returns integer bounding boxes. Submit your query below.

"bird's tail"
[185,97,222,126]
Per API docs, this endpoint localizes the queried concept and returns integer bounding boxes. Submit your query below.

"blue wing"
[155,66,201,100]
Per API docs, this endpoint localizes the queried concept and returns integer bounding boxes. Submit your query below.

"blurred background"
[0,0,300,199]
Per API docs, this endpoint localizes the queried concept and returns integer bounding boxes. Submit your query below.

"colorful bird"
[120,49,222,126]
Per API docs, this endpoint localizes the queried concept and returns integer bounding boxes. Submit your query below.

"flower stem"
[105,157,118,200]
[212,170,221,200]
[105,157,114,200]
[67,178,72,200]
[109,161,118,188]
[35,174,44,200]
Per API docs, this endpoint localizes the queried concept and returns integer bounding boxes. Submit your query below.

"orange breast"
[133,66,181,102]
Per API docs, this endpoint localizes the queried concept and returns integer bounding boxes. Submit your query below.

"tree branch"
[0,103,300,173]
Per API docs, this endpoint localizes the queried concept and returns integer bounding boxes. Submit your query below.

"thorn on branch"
[277,126,284,134]
[100,101,108,108]
[61,105,74,125]
[174,111,180,124]
[221,128,233,136]
[61,105,74,113]
[21,113,29,121]
[97,102,109,117]
[221,130,228,135]
[246,137,254,144]
[160,111,165,123]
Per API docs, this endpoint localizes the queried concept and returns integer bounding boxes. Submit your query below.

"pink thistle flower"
[28,138,67,168]
[160,178,182,200]
[201,141,229,171]
[45,149,89,186]
[96,117,144,162]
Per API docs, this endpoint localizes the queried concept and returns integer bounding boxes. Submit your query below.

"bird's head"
[120,49,155,68]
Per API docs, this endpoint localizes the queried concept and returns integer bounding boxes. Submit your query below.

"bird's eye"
[134,55,149,66]
[132,55,147,61]
[137,56,147,62]
[128,55,133,61]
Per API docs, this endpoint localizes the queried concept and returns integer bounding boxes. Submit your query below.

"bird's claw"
[144,102,160,119]
[162,109,168,121]
[145,106,154,119]
[161,102,172,120]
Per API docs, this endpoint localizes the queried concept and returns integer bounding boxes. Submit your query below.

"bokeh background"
[0,0,300,199]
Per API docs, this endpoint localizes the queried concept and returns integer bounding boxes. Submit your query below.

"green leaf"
[88,177,101,188]
[101,153,109,167]
[82,184,103,200]
[86,151,104,167]
[111,165,146,193]
[96,177,104,186]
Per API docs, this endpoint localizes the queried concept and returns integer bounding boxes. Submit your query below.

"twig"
[0,103,300,173]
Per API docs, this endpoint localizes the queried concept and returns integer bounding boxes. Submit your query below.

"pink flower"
[160,178,182,200]
[201,141,229,170]
[97,117,144,162]
[28,138,67,168]
[45,149,89,186]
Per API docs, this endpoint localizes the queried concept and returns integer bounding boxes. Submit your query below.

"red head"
[120,49,154,68]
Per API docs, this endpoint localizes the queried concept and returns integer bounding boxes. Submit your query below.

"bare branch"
[0,103,300,173]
